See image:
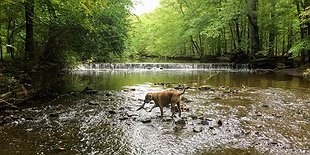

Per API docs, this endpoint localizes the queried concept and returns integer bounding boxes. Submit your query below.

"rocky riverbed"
[0,83,309,154]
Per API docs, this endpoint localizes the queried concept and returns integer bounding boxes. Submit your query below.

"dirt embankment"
[0,61,61,111]
[275,63,310,79]
[0,72,32,110]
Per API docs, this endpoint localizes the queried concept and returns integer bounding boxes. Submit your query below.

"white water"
[75,63,250,71]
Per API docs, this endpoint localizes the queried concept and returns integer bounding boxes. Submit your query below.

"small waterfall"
[75,63,250,71]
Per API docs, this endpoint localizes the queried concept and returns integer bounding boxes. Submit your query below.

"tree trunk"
[0,23,2,61]
[235,19,242,52]
[303,0,310,36]
[223,29,227,53]
[229,21,236,51]
[295,0,305,39]
[275,35,278,56]
[282,35,285,55]
[268,0,276,56]
[7,17,14,60]
[25,0,35,59]
[190,35,203,61]
[287,22,293,53]
[247,0,260,58]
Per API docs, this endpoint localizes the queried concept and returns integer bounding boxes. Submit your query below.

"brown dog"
[137,87,185,117]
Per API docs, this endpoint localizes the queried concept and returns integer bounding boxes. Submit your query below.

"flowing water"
[1,65,310,155]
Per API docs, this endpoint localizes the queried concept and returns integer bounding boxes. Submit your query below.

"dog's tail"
[180,85,186,95]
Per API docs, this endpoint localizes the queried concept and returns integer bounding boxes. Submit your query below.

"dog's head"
[144,93,153,103]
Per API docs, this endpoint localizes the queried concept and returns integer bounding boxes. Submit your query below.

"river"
[0,68,309,154]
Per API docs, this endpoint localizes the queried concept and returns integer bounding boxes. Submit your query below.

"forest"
[1,1,310,154]
[129,0,310,64]
[0,0,132,66]
[0,0,309,66]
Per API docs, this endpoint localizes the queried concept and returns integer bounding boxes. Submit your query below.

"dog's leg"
[177,101,181,117]
[171,102,175,117]
[159,106,164,117]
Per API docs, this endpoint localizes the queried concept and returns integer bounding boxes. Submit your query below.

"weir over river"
[1,63,310,155]
[75,63,250,71]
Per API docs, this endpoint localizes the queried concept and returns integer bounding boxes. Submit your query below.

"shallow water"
[0,70,310,155]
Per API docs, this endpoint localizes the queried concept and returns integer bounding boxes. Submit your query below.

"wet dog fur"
[137,87,185,117]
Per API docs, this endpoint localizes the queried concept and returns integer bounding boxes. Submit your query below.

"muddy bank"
[0,73,32,110]
[275,63,310,79]
[0,61,66,112]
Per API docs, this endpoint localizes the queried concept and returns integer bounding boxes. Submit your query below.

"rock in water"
[193,126,203,133]
[108,110,117,114]
[175,119,186,126]
[82,87,97,94]
[188,114,198,120]
[140,117,151,123]
[200,120,209,125]
[89,101,100,106]
[217,120,223,126]
[198,85,214,91]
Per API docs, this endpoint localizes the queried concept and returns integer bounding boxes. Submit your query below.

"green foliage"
[0,0,132,64]
[60,51,80,68]
[288,39,310,58]
[4,76,17,86]
[128,0,306,62]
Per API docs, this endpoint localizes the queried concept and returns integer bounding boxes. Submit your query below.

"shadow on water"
[0,70,310,154]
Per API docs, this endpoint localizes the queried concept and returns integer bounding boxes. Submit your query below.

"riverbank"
[275,63,310,80]
[0,61,61,111]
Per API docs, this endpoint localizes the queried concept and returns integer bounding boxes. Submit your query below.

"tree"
[25,0,34,59]
[0,0,132,64]
[291,0,310,63]
[129,0,301,62]
[247,0,260,57]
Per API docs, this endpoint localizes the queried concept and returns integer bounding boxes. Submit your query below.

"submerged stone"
[198,85,214,91]
[1,116,13,124]
[175,119,186,126]
[82,87,97,94]
[89,101,100,106]
[49,113,59,117]
[162,116,173,122]
[217,120,223,126]
[126,111,138,117]
[200,120,209,125]
[105,92,113,96]
[108,110,117,114]
[140,117,151,123]
[193,126,203,133]
[188,114,198,120]
[119,116,128,121]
